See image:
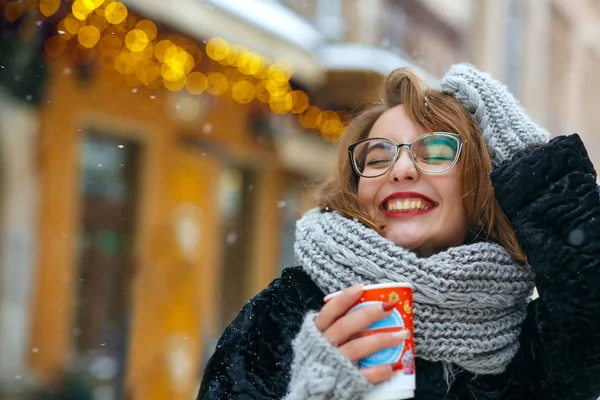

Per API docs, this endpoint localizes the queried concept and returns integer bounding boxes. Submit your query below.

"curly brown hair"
[317,68,526,263]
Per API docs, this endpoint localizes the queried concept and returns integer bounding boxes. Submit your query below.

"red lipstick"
[381,192,437,218]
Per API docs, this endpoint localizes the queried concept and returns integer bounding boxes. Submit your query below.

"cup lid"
[324,282,413,302]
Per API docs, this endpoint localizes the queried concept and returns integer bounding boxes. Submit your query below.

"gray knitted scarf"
[294,209,535,375]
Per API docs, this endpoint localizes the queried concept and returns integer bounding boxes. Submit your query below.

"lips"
[381,192,437,216]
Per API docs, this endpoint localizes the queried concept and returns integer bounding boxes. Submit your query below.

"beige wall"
[473,0,600,170]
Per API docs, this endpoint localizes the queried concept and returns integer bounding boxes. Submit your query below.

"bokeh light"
[299,106,322,129]
[290,91,309,114]
[269,92,294,115]
[163,76,186,92]
[78,25,101,49]
[104,1,127,24]
[206,38,229,61]
[3,2,25,22]
[39,0,61,18]
[175,97,201,122]
[9,0,344,139]
[72,0,93,21]
[154,40,174,63]
[255,81,270,103]
[206,72,228,95]
[82,0,105,10]
[98,34,122,57]
[232,81,256,104]
[185,72,208,95]
[135,61,159,84]
[135,20,157,42]
[125,29,148,52]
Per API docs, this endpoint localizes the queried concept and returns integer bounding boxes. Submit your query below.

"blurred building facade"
[474,0,600,168]
[1,1,599,400]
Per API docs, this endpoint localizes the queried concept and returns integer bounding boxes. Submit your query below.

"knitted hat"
[441,63,549,167]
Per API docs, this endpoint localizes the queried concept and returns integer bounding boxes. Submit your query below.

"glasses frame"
[348,132,463,178]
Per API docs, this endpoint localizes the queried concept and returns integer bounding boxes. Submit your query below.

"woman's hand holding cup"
[314,283,410,384]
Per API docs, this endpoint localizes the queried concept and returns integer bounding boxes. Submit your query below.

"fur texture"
[198,134,600,400]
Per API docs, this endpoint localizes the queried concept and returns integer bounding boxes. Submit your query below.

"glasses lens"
[352,139,396,177]
[411,134,459,172]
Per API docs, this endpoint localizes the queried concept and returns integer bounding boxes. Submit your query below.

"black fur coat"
[198,135,600,400]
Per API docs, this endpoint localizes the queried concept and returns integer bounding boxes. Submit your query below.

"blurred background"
[0,0,598,399]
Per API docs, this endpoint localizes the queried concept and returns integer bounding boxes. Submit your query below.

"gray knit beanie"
[441,63,549,167]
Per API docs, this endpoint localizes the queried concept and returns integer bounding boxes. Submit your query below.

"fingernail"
[391,330,410,340]
[382,300,399,311]
[390,361,403,371]
[344,284,363,297]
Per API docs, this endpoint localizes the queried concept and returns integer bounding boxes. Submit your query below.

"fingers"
[360,364,396,385]
[323,301,398,345]
[314,284,363,332]
[339,330,409,362]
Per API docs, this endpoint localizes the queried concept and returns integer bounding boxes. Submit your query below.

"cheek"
[357,179,380,213]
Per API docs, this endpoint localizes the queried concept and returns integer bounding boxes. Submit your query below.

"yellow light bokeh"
[114,50,138,74]
[265,79,290,98]
[3,2,25,22]
[299,106,322,129]
[269,93,294,115]
[104,1,127,24]
[125,29,148,52]
[12,0,342,136]
[238,52,262,76]
[154,40,174,62]
[72,0,93,21]
[136,20,157,42]
[88,13,109,32]
[206,38,229,61]
[255,81,270,103]
[317,110,340,129]
[163,46,194,76]
[320,118,342,137]
[185,72,208,95]
[62,16,81,36]
[98,34,122,57]
[135,61,159,84]
[160,63,184,82]
[39,0,61,18]
[82,0,104,11]
[290,90,309,114]
[232,81,256,104]
[77,25,101,49]
[44,36,67,58]
[131,42,154,62]
[206,72,228,95]
[164,76,186,92]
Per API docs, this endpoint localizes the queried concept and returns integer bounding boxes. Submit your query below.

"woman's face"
[356,104,467,255]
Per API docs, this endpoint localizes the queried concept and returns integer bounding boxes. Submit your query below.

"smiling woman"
[320,69,524,260]
[198,64,600,400]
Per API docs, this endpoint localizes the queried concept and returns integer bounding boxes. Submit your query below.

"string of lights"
[1,0,346,141]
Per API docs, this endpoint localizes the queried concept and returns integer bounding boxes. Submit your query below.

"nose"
[389,147,419,182]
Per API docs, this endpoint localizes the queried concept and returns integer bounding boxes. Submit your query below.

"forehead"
[367,104,428,142]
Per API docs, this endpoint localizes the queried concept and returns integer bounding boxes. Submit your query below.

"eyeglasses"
[348,133,463,178]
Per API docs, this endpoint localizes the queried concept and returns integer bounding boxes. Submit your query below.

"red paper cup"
[325,283,415,400]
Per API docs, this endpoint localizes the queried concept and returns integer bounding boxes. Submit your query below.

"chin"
[384,230,422,251]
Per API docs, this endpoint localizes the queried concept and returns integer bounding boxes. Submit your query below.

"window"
[74,132,142,399]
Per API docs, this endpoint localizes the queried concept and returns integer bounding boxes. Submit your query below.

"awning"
[122,0,436,87]
[123,0,327,87]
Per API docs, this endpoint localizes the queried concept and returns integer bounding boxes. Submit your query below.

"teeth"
[386,198,432,212]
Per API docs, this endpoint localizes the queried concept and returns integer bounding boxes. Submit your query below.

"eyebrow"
[366,141,393,152]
